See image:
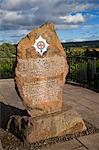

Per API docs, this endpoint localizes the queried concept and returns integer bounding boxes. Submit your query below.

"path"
[0,79,99,150]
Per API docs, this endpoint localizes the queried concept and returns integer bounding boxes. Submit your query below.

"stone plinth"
[7,105,86,144]
[15,23,68,117]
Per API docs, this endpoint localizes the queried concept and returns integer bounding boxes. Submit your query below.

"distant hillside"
[62,40,99,48]
[0,40,99,57]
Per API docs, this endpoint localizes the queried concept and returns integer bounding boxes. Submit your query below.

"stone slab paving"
[63,84,99,129]
[0,79,25,109]
[0,79,99,150]
[78,133,99,150]
[74,147,87,150]
[41,139,85,150]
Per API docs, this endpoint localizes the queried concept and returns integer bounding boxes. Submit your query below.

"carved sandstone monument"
[15,23,67,117]
[7,23,86,143]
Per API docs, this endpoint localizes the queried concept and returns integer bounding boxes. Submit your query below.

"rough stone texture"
[78,133,99,150]
[7,105,86,144]
[0,140,3,150]
[15,23,68,117]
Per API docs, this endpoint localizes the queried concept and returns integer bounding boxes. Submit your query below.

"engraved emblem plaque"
[33,35,49,55]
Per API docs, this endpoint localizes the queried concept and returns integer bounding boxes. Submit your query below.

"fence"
[0,56,99,92]
[67,56,99,91]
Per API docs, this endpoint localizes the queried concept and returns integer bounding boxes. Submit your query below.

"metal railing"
[0,56,99,92]
[67,56,99,92]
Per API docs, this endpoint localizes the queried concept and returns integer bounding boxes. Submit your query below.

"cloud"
[59,13,85,24]
[0,0,99,43]
[0,28,30,44]
[0,0,94,31]
[62,35,99,42]
[56,24,79,30]
[0,0,38,10]
[3,11,22,22]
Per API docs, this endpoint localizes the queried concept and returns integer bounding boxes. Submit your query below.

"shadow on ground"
[0,102,29,129]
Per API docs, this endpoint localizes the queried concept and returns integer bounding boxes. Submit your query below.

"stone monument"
[7,23,86,143]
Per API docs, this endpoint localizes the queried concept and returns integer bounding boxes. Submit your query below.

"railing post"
[93,57,96,75]
[93,57,97,89]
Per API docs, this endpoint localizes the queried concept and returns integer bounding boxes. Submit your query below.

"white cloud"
[56,24,79,30]
[0,0,98,43]
[59,13,85,24]
[0,0,92,30]
[0,0,38,10]
[72,38,86,42]
[61,39,66,43]
[3,11,22,22]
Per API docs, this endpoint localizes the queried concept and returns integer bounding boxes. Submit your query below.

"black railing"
[67,56,99,92]
[0,56,99,92]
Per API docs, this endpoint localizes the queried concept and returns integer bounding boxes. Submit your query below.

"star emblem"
[33,35,49,55]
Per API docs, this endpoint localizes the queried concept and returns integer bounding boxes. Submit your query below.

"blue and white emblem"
[33,35,49,55]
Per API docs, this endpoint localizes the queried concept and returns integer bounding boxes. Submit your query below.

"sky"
[0,0,99,44]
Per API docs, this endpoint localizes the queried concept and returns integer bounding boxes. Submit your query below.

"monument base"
[7,104,86,143]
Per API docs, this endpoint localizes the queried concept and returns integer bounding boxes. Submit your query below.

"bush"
[0,58,16,78]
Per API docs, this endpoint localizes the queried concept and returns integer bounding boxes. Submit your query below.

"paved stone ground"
[0,79,99,150]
